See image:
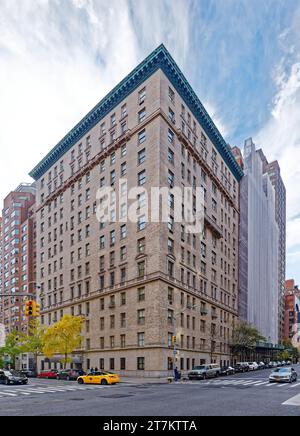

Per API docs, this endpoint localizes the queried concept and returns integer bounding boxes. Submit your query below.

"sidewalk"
[120,376,168,385]
[120,376,189,385]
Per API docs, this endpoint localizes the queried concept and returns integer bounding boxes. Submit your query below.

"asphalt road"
[0,365,300,416]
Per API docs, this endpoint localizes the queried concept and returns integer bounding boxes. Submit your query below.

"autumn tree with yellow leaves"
[43,315,84,369]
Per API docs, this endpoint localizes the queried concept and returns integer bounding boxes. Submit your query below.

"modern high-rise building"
[0,184,37,341]
[29,45,243,376]
[233,139,279,344]
[259,154,286,343]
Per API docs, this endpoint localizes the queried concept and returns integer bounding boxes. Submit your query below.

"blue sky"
[0,0,299,283]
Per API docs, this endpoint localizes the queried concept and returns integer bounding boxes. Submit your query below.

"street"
[0,365,300,416]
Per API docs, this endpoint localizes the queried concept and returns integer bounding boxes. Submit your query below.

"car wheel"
[22,381,28,385]
[5,378,10,385]
[78,378,84,385]
[101,379,108,385]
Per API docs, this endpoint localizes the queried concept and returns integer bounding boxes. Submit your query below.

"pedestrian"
[90,367,94,374]
[94,367,99,373]
[174,367,180,382]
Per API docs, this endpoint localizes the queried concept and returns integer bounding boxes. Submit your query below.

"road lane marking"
[291,382,300,388]
[283,394,300,406]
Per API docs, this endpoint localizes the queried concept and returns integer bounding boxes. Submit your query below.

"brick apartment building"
[284,279,300,344]
[0,184,37,366]
[29,45,243,376]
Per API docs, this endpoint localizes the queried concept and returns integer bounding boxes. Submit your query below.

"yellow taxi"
[77,371,120,385]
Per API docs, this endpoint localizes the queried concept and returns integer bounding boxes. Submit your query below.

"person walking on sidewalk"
[174,367,180,382]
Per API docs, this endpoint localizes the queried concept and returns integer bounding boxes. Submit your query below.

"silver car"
[188,365,219,380]
[269,367,298,383]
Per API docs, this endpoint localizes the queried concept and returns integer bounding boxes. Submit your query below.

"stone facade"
[31,46,241,376]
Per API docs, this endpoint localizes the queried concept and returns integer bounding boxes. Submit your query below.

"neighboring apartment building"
[233,139,279,344]
[0,184,36,340]
[284,279,300,345]
[260,155,286,343]
[29,44,243,376]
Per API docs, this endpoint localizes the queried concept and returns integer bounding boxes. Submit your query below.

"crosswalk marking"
[0,384,104,399]
[291,382,300,388]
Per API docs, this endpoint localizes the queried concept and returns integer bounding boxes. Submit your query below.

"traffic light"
[172,335,177,346]
[25,300,34,317]
[24,300,40,317]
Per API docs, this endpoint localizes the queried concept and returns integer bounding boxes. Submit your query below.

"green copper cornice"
[29,44,243,181]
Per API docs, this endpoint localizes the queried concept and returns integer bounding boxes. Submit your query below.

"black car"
[0,370,28,385]
[21,369,37,378]
[220,366,235,376]
[56,369,86,381]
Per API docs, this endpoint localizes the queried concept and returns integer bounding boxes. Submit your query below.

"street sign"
[0,323,5,347]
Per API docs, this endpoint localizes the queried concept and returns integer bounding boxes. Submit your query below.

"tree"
[230,321,265,362]
[19,319,46,374]
[43,315,83,369]
[0,330,23,369]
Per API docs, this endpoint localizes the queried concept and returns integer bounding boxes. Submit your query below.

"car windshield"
[4,371,13,376]
[192,366,206,370]
[274,368,290,373]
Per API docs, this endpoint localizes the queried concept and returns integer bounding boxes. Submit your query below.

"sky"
[0,0,299,283]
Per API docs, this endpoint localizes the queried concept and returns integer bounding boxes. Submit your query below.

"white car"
[248,362,259,371]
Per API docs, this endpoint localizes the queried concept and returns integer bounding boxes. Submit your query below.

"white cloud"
[0,0,192,203]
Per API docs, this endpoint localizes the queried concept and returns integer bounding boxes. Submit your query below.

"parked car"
[258,362,265,370]
[269,361,278,368]
[269,367,298,384]
[37,370,59,379]
[56,369,85,381]
[220,366,235,376]
[234,363,249,373]
[21,369,36,378]
[77,371,120,385]
[0,370,28,385]
[248,362,259,371]
[188,365,219,380]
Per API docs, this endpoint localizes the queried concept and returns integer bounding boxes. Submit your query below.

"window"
[121,144,127,157]
[137,238,145,254]
[111,113,116,127]
[110,170,116,185]
[120,357,126,370]
[138,261,145,277]
[168,215,174,233]
[139,88,146,104]
[138,287,145,302]
[137,309,145,325]
[138,149,146,165]
[169,87,175,103]
[138,108,146,123]
[110,152,116,165]
[138,130,146,144]
[121,104,127,118]
[168,129,174,144]
[168,238,174,254]
[168,260,174,277]
[120,246,127,261]
[138,170,146,186]
[168,148,174,165]
[110,230,116,246]
[137,215,146,231]
[168,170,174,188]
[168,108,175,123]
[121,162,127,176]
[138,332,145,347]
[120,336,126,349]
[120,224,127,239]
[100,235,105,249]
[137,357,145,371]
